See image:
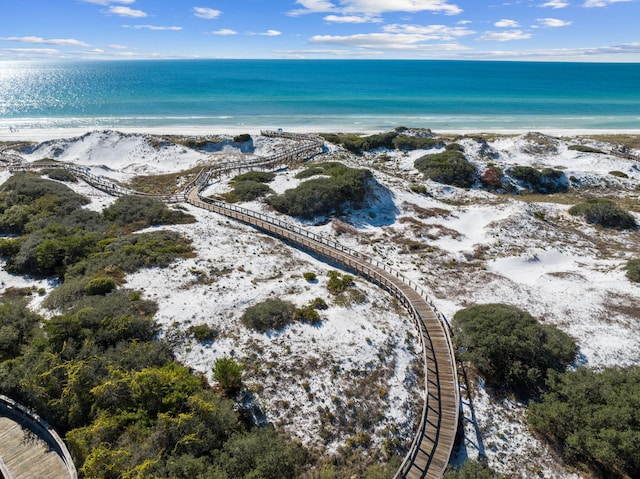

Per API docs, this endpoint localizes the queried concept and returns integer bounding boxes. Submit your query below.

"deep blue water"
[1,60,639,131]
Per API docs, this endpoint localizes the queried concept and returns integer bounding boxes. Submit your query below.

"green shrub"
[42,168,78,182]
[392,135,443,151]
[507,166,568,194]
[480,166,504,190]
[187,324,218,342]
[609,170,629,179]
[294,305,321,324]
[241,298,297,332]
[625,259,640,282]
[321,131,442,153]
[295,166,326,179]
[85,277,116,296]
[0,299,41,361]
[268,163,372,219]
[303,272,317,282]
[528,367,640,479]
[102,195,195,228]
[233,133,252,143]
[232,171,275,184]
[444,460,507,479]
[311,297,328,310]
[327,270,354,295]
[453,303,577,396]
[414,149,477,188]
[224,180,272,202]
[212,357,243,393]
[568,144,606,154]
[568,199,637,229]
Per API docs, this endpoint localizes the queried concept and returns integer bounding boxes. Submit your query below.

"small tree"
[212,357,243,394]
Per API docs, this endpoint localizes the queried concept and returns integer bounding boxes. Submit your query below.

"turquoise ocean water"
[1,60,639,131]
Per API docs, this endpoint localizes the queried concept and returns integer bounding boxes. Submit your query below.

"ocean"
[1,59,640,132]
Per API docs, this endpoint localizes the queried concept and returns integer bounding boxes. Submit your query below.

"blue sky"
[0,0,638,61]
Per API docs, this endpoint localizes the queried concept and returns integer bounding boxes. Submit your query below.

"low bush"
[224,180,272,202]
[414,149,477,188]
[568,199,637,229]
[453,303,577,396]
[444,460,507,479]
[625,258,640,282]
[609,170,629,179]
[212,357,243,393]
[568,144,606,154]
[327,270,354,295]
[392,135,443,151]
[528,367,640,479]
[42,168,77,182]
[480,166,503,190]
[233,133,252,143]
[187,324,218,342]
[321,131,442,153]
[102,195,195,229]
[303,271,317,282]
[507,166,568,194]
[232,171,275,184]
[84,277,116,296]
[241,298,297,332]
[268,163,372,219]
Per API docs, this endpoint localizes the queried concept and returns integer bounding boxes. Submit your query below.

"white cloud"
[0,36,90,47]
[80,0,134,5]
[478,30,533,41]
[260,30,282,36]
[383,24,475,39]
[210,29,237,35]
[495,19,520,27]
[290,0,462,16]
[583,0,632,6]
[310,32,467,50]
[194,7,222,19]
[539,0,569,7]
[457,20,472,25]
[108,6,147,17]
[537,17,573,26]
[324,14,382,23]
[108,44,129,49]
[123,25,182,31]
[3,48,60,55]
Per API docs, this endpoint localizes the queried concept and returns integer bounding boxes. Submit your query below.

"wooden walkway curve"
[1,131,460,479]
[0,396,77,479]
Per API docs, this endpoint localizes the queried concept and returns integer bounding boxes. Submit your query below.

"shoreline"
[2,125,640,143]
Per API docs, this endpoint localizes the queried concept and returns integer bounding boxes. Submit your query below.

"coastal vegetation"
[268,162,372,219]
[625,259,640,282]
[223,171,275,202]
[414,146,477,188]
[568,199,637,229]
[528,367,640,479]
[0,173,307,479]
[506,166,568,194]
[320,131,443,153]
[452,303,577,397]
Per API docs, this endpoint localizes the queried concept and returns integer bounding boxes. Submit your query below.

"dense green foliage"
[453,304,577,396]
[444,460,508,479]
[321,131,443,153]
[528,367,640,478]
[232,171,275,184]
[241,298,297,332]
[0,174,194,281]
[625,258,640,282]
[507,166,568,194]
[414,149,477,188]
[609,170,630,179]
[569,199,637,229]
[268,162,373,219]
[43,168,78,182]
[233,133,252,143]
[0,173,307,479]
[187,323,218,342]
[327,270,354,295]
[568,144,606,154]
[223,171,275,202]
[212,357,243,394]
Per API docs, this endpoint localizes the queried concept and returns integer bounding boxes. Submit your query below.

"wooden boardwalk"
[0,396,77,479]
[3,131,460,479]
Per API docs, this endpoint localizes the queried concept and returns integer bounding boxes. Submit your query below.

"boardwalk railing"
[3,130,460,479]
[0,395,78,479]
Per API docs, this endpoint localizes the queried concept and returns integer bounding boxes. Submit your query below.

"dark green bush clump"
[233,133,252,143]
[187,324,218,342]
[212,357,243,393]
[232,171,275,184]
[569,199,637,229]
[268,162,372,219]
[414,149,477,188]
[327,270,354,295]
[453,303,577,396]
[84,277,116,296]
[103,195,195,229]
[625,258,640,282]
[392,135,443,151]
[568,144,606,154]
[528,367,640,479]
[507,166,568,194]
[444,460,507,479]
[225,180,272,202]
[0,299,41,361]
[241,298,297,332]
[609,170,629,179]
[42,168,78,182]
[320,131,442,153]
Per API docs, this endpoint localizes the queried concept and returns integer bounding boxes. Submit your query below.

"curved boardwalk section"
[0,396,77,479]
